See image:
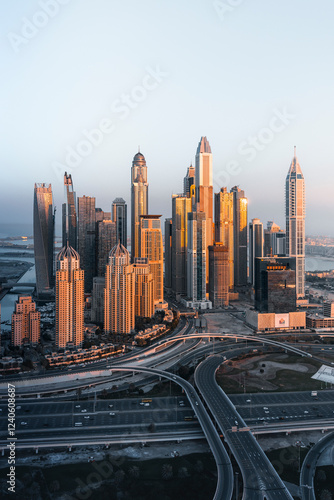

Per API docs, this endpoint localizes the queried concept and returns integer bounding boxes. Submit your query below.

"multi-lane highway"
[195,355,294,500]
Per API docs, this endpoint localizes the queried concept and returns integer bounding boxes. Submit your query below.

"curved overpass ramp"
[300,431,334,500]
[195,355,293,500]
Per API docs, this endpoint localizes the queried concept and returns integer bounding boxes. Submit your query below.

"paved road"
[300,431,334,500]
[195,355,293,500]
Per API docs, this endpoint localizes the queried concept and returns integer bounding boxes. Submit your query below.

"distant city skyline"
[1,1,334,235]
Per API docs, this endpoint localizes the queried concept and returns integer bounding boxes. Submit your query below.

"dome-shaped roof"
[133,152,145,161]
[56,244,80,262]
[109,241,129,259]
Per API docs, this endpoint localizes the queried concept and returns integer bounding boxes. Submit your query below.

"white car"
[109,412,115,416]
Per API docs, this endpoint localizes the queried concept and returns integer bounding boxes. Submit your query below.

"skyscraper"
[55,245,84,348]
[139,215,164,304]
[249,218,264,286]
[96,219,117,277]
[231,186,248,287]
[286,148,305,298]
[187,211,206,302]
[209,244,229,307]
[131,152,148,261]
[91,277,105,325]
[62,172,77,250]
[133,257,154,318]
[171,195,192,295]
[183,164,195,197]
[112,198,127,248]
[11,296,40,346]
[214,187,234,289]
[164,218,173,289]
[195,137,213,280]
[77,196,96,292]
[264,221,286,257]
[254,257,296,313]
[33,183,54,298]
[104,243,135,334]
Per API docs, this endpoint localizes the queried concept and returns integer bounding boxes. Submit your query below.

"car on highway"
[84,416,90,419]
[109,412,115,416]
[108,404,113,408]
[81,409,87,413]
[75,405,80,408]
[21,422,27,425]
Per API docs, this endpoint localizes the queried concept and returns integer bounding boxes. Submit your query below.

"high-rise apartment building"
[11,296,40,346]
[77,196,96,292]
[139,215,164,304]
[164,218,173,289]
[264,221,286,257]
[286,148,305,298]
[112,198,127,248]
[231,186,248,287]
[208,244,229,307]
[131,152,148,261]
[187,211,206,302]
[183,164,195,197]
[62,172,77,250]
[214,187,234,289]
[33,183,54,298]
[91,277,105,325]
[96,220,117,277]
[254,257,296,313]
[249,218,264,286]
[171,195,192,295]
[55,245,84,348]
[195,137,213,281]
[133,257,154,318]
[104,243,135,334]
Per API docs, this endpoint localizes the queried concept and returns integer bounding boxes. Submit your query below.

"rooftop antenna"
[138,145,140,153]
[294,145,296,158]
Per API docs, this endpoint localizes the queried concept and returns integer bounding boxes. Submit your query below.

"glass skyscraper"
[33,183,54,298]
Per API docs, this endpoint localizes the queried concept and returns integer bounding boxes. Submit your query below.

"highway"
[2,364,234,500]
[300,431,334,500]
[195,355,293,500]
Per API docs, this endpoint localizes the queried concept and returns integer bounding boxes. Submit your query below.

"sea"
[0,225,334,325]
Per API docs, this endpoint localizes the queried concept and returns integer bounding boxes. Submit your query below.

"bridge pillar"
[1,448,4,456]
[68,446,72,452]
[35,448,38,454]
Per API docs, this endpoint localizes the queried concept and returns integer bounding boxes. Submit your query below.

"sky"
[1,0,333,236]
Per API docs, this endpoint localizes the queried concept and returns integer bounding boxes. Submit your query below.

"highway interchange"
[1,316,334,499]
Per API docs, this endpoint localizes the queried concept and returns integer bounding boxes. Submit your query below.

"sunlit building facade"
[214,187,234,289]
[104,243,135,334]
[55,245,84,348]
[133,257,154,318]
[131,152,148,261]
[77,196,96,293]
[11,296,40,346]
[33,183,54,298]
[286,148,305,298]
[139,215,164,304]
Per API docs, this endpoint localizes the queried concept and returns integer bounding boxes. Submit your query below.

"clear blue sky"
[1,0,333,236]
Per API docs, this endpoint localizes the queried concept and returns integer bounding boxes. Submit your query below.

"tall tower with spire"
[62,172,77,250]
[285,147,305,298]
[131,151,148,261]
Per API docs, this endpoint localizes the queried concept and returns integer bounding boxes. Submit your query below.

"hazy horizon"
[1,1,333,236]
